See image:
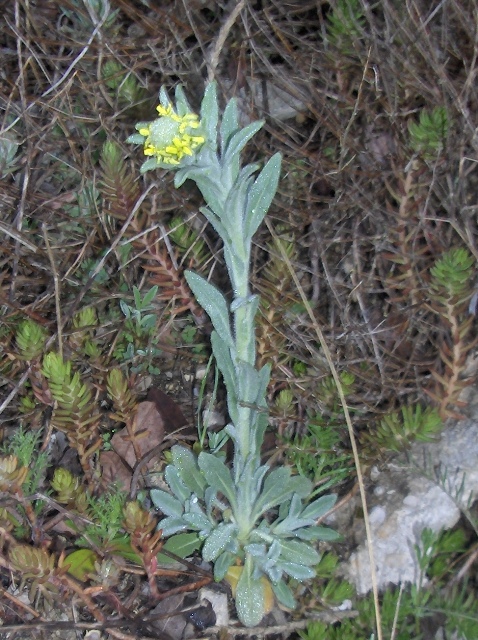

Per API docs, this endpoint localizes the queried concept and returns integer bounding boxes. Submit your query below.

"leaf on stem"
[252,468,312,519]
[171,445,207,499]
[222,121,264,169]
[220,98,239,156]
[185,271,234,349]
[198,452,237,509]
[244,153,282,241]
[201,82,219,151]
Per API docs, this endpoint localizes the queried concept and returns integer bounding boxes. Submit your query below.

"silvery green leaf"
[256,362,271,404]
[208,428,230,452]
[244,153,282,240]
[235,559,266,627]
[159,85,171,108]
[301,494,337,520]
[251,467,291,516]
[278,497,291,521]
[198,452,237,509]
[224,422,237,444]
[271,580,296,609]
[171,445,206,498]
[211,331,236,405]
[279,540,320,566]
[244,543,266,558]
[157,516,188,536]
[253,413,269,455]
[211,331,238,428]
[220,98,239,156]
[252,469,312,518]
[222,174,254,241]
[272,516,313,536]
[182,511,212,534]
[251,464,269,495]
[265,564,282,583]
[150,489,183,518]
[204,486,217,517]
[174,84,191,116]
[185,271,234,348]
[201,82,219,151]
[126,133,144,144]
[222,120,264,168]
[288,493,303,519]
[165,465,191,503]
[202,523,237,562]
[214,551,236,580]
[250,524,273,545]
[266,539,281,565]
[295,526,342,542]
[200,206,229,243]
[236,362,260,404]
[279,561,315,581]
[140,157,159,173]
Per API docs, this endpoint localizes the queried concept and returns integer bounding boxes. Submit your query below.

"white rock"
[346,418,478,594]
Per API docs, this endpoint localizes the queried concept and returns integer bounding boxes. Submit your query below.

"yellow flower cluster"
[139,104,205,166]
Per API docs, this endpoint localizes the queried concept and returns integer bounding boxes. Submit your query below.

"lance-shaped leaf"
[295,526,342,542]
[198,452,237,510]
[244,153,282,240]
[156,516,188,536]
[220,98,239,156]
[271,579,296,609]
[278,539,320,566]
[210,331,239,426]
[235,557,267,627]
[301,493,337,521]
[171,445,206,498]
[222,120,264,169]
[182,511,212,534]
[185,271,234,348]
[165,465,191,503]
[220,98,240,184]
[277,561,315,581]
[200,205,230,245]
[222,171,255,240]
[150,489,183,518]
[201,82,219,151]
[174,84,192,117]
[214,550,236,580]
[251,468,312,520]
[202,523,238,562]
